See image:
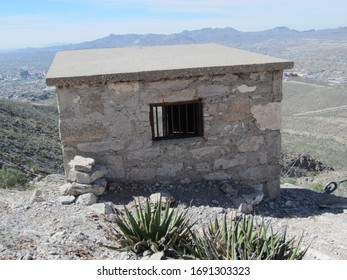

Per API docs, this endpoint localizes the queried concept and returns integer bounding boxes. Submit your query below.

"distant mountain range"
[1,26,347,74]
[14,26,346,54]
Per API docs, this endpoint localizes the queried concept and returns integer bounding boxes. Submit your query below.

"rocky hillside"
[0,98,63,176]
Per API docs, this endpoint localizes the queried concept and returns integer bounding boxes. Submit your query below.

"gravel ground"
[1,174,346,260]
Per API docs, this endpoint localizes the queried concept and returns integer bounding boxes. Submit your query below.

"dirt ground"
[0,174,346,260]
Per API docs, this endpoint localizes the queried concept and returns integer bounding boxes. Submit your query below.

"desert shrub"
[106,197,193,255]
[281,177,298,185]
[0,167,29,189]
[188,215,307,260]
[309,182,324,193]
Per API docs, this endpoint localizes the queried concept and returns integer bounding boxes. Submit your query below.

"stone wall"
[56,70,283,198]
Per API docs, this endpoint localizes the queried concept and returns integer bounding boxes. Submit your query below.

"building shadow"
[253,187,347,218]
[100,182,347,219]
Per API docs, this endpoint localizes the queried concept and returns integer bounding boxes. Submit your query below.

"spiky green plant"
[189,214,308,260]
[0,167,28,189]
[107,197,193,255]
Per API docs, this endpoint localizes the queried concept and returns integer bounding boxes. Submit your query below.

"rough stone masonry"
[46,44,293,199]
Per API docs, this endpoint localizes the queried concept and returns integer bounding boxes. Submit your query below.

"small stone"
[88,203,114,214]
[22,254,34,260]
[150,190,175,204]
[285,200,294,207]
[32,189,43,197]
[143,250,153,257]
[211,199,219,205]
[76,193,97,205]
[221,182,238,197]
[57,195,76,205]
[213,207,225,214]
[238,203,253,214]
[241,185,264,206]
[148,252,165,260]
[30,190,45,204]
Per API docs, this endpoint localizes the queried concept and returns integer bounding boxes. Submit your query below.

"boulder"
[76,193,97,205]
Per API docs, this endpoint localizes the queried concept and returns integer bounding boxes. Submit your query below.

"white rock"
[148,252,165,260]
[57,195,76,205]
[76,193,97,205]
[68,155,95,173]
[88,203,114,214]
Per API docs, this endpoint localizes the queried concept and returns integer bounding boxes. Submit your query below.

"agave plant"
[189,214,308,260]
[107,196,193,255]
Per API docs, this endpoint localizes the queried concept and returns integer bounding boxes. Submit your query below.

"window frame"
[149,100,203,141]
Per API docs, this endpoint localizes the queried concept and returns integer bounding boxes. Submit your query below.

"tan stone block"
[77,140,124,153]
[104,155,125,179]
[197,84,230,97]
[60,120,107,143]
[224,97,251,122]
[196,162,211,172]
[147,88,198,104]
[127,147,161,161]
[107,81,140,93]
[204,172,232,180]
[214,154,247,170]
[235,84,257,93]
[251,102,281,131]
[249,72,269,82]
[237,136,264,152]
[130,168,156,180]
[212,73,239,83]
[80,91,104,114]
[190,146,218,159]
[157,163,183,177]
[145,79,192,91]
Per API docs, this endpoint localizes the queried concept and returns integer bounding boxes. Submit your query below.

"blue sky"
[0,0,346,49]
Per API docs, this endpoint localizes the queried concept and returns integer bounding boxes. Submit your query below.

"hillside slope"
[0,99,63,175]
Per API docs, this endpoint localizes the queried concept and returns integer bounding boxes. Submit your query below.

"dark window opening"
[150,100,203,140]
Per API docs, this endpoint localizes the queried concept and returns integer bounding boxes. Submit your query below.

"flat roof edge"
[46,61,294,86]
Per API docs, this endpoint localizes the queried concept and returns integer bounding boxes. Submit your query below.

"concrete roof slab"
[46,44,293,85]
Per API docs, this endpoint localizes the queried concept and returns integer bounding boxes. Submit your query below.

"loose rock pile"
[58,156,108,206]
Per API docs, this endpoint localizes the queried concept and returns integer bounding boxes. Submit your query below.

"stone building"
[46,44,293,199]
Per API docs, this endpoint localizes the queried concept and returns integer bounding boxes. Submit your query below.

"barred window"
[150,100,203,140]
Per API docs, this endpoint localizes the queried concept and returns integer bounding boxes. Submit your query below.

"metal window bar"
[151,101,202,140]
